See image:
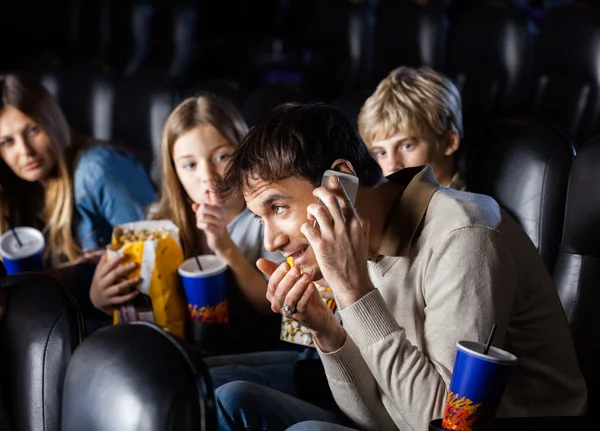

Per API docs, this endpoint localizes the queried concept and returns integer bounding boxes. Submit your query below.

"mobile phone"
[314,170,359,227]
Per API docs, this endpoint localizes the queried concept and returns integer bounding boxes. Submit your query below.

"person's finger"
[271,266,303,313]
[295,282,318,314]
[100,254,129,277]
[280,273,312,315]
[261,260,291,301]
[192,203,200,213]
[106,277,142,297]
[300,222,321,249]
[107,286,140,305]
[104,261,138,285]
[256,258,281,278]
[313,184,345,225]
[306,203,335,233]
[196,207,225,224]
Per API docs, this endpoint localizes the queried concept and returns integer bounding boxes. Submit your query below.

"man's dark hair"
[219,102,383,199]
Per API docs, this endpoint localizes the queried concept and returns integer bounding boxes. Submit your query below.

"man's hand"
[300,175,374,308]
[257,258,345,351]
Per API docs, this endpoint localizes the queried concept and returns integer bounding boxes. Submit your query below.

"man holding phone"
[215,103,586,430]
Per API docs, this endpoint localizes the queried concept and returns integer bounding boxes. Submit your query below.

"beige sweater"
[318,166,587,431]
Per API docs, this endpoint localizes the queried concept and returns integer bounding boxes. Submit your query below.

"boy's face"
[244,175,324,281]
[370,131,452,178]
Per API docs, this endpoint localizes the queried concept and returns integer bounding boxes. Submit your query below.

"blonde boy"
[359,66,466,189]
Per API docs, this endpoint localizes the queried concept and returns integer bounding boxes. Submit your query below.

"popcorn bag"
[280,257,337,347]
[107,220,188,339]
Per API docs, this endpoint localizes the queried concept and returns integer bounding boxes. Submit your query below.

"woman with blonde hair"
[0,74,155,270]
[90,93,287,355]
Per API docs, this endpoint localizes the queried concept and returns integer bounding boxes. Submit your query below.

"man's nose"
[263,221,286,253]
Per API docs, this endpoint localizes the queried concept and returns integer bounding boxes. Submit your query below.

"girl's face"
[172,123,235,204]
[0,105,56,182]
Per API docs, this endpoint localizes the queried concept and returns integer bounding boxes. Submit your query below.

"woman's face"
[172,123,235,204]
[0,105,56,182]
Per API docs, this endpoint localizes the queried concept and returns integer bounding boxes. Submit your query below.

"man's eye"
[274,206,285,214]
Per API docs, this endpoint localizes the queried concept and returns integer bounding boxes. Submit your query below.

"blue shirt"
[73,145,156,251]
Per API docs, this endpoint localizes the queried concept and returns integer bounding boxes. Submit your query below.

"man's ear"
[330,159,357,176]
[444,130,461,157]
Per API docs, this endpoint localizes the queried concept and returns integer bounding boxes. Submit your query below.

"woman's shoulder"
[76,143,127,171]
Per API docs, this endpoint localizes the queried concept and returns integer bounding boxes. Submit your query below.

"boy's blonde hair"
[358,67,463,149]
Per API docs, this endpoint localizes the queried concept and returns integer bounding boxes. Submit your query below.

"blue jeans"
[216,381,355,431]
[205,349,314,396]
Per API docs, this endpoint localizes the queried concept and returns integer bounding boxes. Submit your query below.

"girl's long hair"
[152,93,248,258]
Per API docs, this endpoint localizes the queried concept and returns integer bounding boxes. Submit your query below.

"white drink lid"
[178,255,227,278]
[457,340,518,364]
[0,227,45,259]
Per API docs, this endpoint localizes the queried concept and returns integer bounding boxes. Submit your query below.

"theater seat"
[111,73,180,184]
[241,82,314,128]
[62,322,216,431]
[330,89,373,131]
[553,136,600,418]
[532,4,600,144]
[465,119,574,273]
[373,0,446,84]
[184,79,249,111]
[446,2,534,137]
[55,64,115,140]
[0,273,85,431]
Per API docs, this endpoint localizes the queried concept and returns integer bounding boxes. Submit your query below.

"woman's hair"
[358,66,463,149]
[152,93,248,258]
[0,74,82,265]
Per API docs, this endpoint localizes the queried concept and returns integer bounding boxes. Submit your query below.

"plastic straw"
[194,255,203,271]
[483,324,497,355]
[4,216,22,247]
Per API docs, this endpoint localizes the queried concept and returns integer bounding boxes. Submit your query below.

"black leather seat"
[553,136,600,418]
[185,79,249,111]
[373,0,446,84]
[532,4,600,144]
[330,89,374,131]
[465,119,574,273]
[62,322,216,431]
[446,2,534,137]
[0,273,85,431]
[303,0,371,100]
[124,1,197,83]
[111,72,180,184]
[55,64,115,140]
[241,82,315,128]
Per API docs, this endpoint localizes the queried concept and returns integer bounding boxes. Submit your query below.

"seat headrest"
[241,82,314,128]
[61,322,215,431]
[185,79,249,110]
[0,273,85,431]
[112,73,180,184]
[330,89,373,131]
[560,137,600,256]
[538,5,600,79]
[465,119,574,271]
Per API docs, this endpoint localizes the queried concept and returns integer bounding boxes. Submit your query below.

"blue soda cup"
[441,340,517,431]
[178,255,228,323]
[0,227,45,275]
